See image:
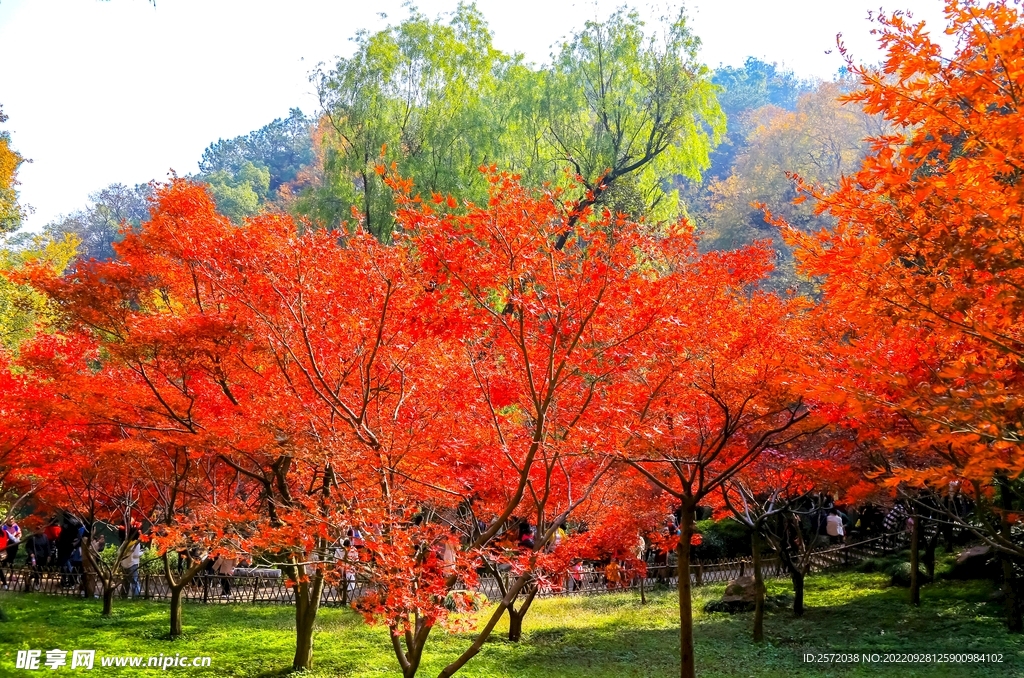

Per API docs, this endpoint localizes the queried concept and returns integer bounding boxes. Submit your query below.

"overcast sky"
[0,0,952,230]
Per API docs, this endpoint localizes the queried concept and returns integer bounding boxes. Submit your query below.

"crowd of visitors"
[0,500,917,602]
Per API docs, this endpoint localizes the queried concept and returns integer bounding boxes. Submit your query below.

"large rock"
[704,575,758,613]
[949,545,999,580]
[723,575,758,602]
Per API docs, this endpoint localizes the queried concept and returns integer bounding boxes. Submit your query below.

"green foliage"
[0,233,79,350]
[693,518,750,560]
[202,162,270,222]
[1,573,1021,676]
[888,561,933,588]
[198,108,313,195]
[307,3,723,240]
[712,57,809,120]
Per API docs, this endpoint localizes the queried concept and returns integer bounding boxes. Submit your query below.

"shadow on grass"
[481,575,1024,678]
[1,574,1022,678]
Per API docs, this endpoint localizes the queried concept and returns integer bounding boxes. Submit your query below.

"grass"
[1,571,1022,677]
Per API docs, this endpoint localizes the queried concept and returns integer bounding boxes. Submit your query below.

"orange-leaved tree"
[780,0,1024,630]
[616,234,821,678]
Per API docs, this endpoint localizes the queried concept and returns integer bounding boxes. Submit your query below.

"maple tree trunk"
[507,608,524,643]
[999,481,1023,632]
[291,573,325,672]
[677,503,696,678]
[506,585,537,642]
[164,553,203,640]
[169,586,183,639]
[102,584,115,617]
[909,513,921,607]
[751,530,765,643]
[776,547,805,617]
[437,570,533,678]
[293,592,317,671]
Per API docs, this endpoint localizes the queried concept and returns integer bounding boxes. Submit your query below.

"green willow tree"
[305,3,723,240]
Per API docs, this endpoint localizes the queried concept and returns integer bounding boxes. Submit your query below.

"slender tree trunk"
[169,587,183,638]
[437,571,533,678]
[999,481,1023,632]
[751,530,765,643]
[677,503,696,678]
[507,609,524,643]
[924,530,938,580]
[909,513,921,607]
[102,585,114,616]
[506,585,537,642]
[290,569,325,671]
[163,553,205,640]
[791,570,805,616]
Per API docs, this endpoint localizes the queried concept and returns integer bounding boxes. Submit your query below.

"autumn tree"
[781,0,1024,631]
[0,234,78,351]
[0,104,28,234]
[695,79,885,292]
[720,435,861,633]
[408,172,683,663]
[616,236,820,678]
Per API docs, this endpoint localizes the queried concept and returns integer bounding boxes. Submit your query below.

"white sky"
[0,0,952,230]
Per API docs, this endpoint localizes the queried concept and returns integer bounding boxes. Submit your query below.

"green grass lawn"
[1,572,1021,677]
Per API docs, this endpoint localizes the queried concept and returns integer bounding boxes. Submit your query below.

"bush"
[693,519,750,561]
[887,561,932,588]
[443,590,488,612]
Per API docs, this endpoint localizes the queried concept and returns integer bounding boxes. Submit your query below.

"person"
[25,528,50,591]
[567,559,584,593]
[826,509,845,545]
[3,516,21,543]
[2,517,19,566]
[212,554,236,597]
[518,521,535,550]
[69,531,85,596]
[120,539,142,598]
[604,560,622,590]
[340,539,358,598]
[442,529,457,576]
[0,527,8,589]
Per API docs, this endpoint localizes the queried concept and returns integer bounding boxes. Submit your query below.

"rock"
[723,575,758,602]
[949,545,999,580]
[703,575,760,614]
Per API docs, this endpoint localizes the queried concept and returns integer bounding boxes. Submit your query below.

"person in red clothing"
[43,519,61,542]
[0,528,8,589]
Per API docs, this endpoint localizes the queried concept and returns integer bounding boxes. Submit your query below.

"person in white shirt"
[119,540,142,598]
[826,509,846,544]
